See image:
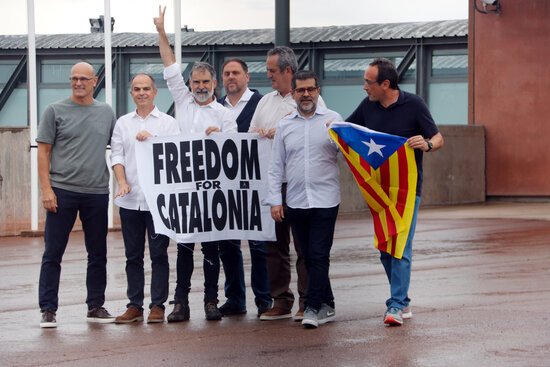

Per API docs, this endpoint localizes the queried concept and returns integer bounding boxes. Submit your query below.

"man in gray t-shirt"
[36,62,116,328]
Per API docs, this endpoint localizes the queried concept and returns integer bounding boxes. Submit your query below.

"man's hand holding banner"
[328,122,418,259]
[135,132,276,243]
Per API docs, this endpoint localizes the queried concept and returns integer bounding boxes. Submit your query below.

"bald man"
[37,61,117,328]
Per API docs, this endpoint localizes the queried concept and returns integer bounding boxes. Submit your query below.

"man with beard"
[154,6,237,321]
[265,70,342,328]
[249,46,327,322]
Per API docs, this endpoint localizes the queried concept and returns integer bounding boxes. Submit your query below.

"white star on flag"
[363,138,385,157]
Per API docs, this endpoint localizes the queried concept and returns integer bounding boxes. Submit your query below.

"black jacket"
[217,89,263,133]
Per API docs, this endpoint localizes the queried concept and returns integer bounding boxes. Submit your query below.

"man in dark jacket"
[216,58,271,317]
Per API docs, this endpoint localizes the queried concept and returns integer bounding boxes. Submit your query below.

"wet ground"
[1,202,549,366]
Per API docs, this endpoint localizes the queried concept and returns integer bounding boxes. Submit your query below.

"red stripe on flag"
[338,136,350,154]
[372,212,388,251]
[396,146,409,216]
[379,158,397,237]
[357,156,388,209]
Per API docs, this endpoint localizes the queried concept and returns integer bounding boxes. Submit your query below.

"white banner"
[135,132,276,243]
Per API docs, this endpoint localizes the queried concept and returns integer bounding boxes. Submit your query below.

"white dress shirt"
[265,105,342,209]
[249,90,326,131]
[111,106,180,211]
[223,87,254,121]
[164,63,237,135]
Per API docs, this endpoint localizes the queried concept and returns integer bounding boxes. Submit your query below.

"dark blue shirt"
[346,90,439,197]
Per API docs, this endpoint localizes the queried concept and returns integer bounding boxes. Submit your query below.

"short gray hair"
[190,61,216,81]
[267,46,297,74]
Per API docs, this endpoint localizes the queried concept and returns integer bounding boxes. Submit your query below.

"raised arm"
[154,5,176,67]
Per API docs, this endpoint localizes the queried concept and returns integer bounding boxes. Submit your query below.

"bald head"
[71,62,95,77]
[70,62,97,104]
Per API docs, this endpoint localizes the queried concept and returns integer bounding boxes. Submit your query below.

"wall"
[0,128,41,235]
[470,0,550,196]
[338,125,486,213]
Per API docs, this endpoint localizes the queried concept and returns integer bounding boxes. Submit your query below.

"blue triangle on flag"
[331,125,407,170]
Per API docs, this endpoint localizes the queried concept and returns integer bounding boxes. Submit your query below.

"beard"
[193,88,214,103]
[297,98,317,116]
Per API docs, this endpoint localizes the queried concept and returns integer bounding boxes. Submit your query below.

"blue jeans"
[380,195,421,310]
[119,208,170,311]
[39,187,108,312]
[219,239,271,309]
[174,241,220,302]
[287,205,339,311]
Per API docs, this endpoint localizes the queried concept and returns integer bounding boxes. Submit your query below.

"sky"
[0,0,468,35]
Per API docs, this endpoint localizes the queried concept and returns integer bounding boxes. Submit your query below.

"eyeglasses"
[294,87,318,95]
[364,79,379,86]
[69,76,95,82]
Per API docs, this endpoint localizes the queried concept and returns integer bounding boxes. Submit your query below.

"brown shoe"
[294,306,305,321]
[147,305,165,323]
[115,306,143,323]
[260,306,292,320]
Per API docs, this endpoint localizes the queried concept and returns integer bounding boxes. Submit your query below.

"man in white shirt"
[266,70,342,328]
[111,73,180,324]
[216,59,271,317]
[250,46,325,321]
[154,6,237,322]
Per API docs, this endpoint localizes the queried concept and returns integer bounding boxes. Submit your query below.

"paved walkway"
[1,202,549,366]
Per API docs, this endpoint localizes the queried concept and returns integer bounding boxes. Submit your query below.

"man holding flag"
[346,58,443,326]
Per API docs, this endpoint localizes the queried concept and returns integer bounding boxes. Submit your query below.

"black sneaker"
[204,301,222,321]
[86,306,115,323]
[167,300,190,322]
[40,310,57,328]
[219,302,247,316]
[256,302,271,317]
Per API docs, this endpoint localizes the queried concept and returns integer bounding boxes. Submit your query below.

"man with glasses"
[265,70,342,328]
[347,58,444,326]
[249,46,327,322]
[37,61,117,328]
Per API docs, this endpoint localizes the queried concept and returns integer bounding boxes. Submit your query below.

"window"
[428,50,468,124]
[0,60,27,127]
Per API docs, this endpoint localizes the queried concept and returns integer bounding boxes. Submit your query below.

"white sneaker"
[402,306,412,319]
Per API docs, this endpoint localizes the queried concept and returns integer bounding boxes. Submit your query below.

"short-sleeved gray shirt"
[37,98,116,194]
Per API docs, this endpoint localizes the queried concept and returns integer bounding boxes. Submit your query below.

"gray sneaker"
[87,306,115,323]
[317,304,336,325]
[40,310,57,328]
[301,307,319,328]
[383,307,403,326]
[402,306,412,319]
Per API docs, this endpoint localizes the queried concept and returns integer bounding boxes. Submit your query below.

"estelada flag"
[328,122,417,259]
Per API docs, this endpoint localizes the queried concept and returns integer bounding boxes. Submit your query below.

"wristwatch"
[425,139,433,152]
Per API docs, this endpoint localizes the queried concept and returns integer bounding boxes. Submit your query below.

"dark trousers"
[39,187,108,312]
[119,208,170,311]
[219,239,271,309]
[265,184,308,311]
[174,241,220,302]
[287,205,339,311]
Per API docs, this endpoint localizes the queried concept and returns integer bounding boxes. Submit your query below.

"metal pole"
[174,0,181,119]
[174,0,182,66]
[275,0,290,46]
[27,0,38,232]
[104,0,114,228]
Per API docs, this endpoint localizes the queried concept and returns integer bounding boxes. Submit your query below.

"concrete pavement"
[1,202,549,366]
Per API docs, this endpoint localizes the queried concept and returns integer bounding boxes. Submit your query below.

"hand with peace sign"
[154,5,176,66]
